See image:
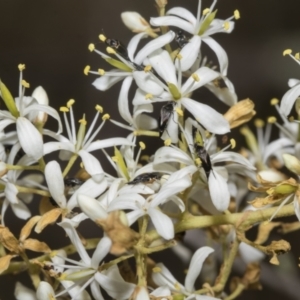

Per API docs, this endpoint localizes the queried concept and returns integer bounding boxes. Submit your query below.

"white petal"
[15,282,36,300]
[4,182,19,204]
[133,71,164,95]
[288,78,300,87]
[92,73,126,91]
[181,98,230,134]
[90,281,104,300]
[16,117,43,160]
[45,161,67,207]
[176,36,201,72]
[94,271,135,299]
[181,67,219,95]
[127,32,148,62]
[91,237,112,269]
[239,242,265,264]
[202,37,229,75]
[205,19,235,36]
[184,246,214,292]
[135,31,175,65]
[77,194,108,221]
[126,209,145,226]
[58,219,91,266]
[280,82,300,116]
[11,201,31,220]
[148,208,174,240]
[121,12,149,32]
[32,86,49,105]
[154,146,194,165]
[36,282,56,300]
[85,137,134,152]
[167,7,197,25]
[150,16,195,34]
[118,76,134,124]
[148,49,177,85]
[212,151,255,170]
[150,286,171,297]
[78,150,103,182]
[208,169,230,211]
[294,194,300,221]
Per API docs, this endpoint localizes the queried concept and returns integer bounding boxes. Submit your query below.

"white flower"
[150,0,237,74]
[107,165,197,240]
[152,246,219,300]
[55,219,135,300]
[43,101,133,182]
[132,49,231,138]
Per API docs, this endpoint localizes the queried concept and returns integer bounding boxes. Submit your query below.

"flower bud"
[31,86,49,125]
[121,12,150,32]
[283,153,300,175]
[155,0,168,8]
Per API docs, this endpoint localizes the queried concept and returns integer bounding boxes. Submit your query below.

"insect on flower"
[158,101,176,137]
[194,143,213,179]
[64,177,84,195]
[175,30,189,49]
[105,37,130,61]
[128,172,163,192]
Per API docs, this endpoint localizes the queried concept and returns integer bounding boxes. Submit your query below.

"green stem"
[62,154,78,178]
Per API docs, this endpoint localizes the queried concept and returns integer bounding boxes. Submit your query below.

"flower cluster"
[1,0,300,299]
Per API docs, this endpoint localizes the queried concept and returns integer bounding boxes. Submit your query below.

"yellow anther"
[289,116,295,122]
[59,106,69,112]
[79,118,87,125]
[50,251,57,258]
[152,267,162,273]
[223,21,230,31]
[21,80,30,88]
[192,73,200,82]
[67,99,75,108]
[268,116,277,124]
[88,43,95,52]
[99,34,106,42]
[175,107,184,116]
[230,138,236,149]
[133,130,138,136]
[80,162,84,168]
[270,98,279,105]
[95,105,103,113]
[234,10,240,19]
[84,65,90,75]
[295,53,300,60]
[254,118,265,128]
[140,155,150,161]
[18,64,25,71]
[203,8,210,15]
[112,156,118,162]
[283,49,292,56]
[58,273,67,281]
[98,69,105,75]
[195,157,201,166]
[106,47,116,54]
[102,113,110,120]
[139,141,146,150]
[174,282,181,291]
[144,65,152,72]
[164,139,172,146]
[145,93,153,100]
[176,53,183,60]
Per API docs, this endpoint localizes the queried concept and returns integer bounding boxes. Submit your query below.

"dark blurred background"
[1,0,300,299]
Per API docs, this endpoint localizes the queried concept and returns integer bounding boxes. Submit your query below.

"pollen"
[270,98,279,105]
[18,64,25,71]
[67,99,75,108]
[223,21,230,31]
[95,105,103,113]
[102,113,110,120]
[99,34,106,42]
[234,10,240,19]
[295,53,300,60]
[230,138,236,149]
[88,43,95,52]
[139,141,146,150]
[254,118,264,127]
[98,69,105,75]
[175,107,184,116]
[152,266,162,273]
[21,80,30,88]
[83,65,90,75]
[106,47,116,54]
[283,49,292,56]
[176,53,183,60]
[59,106,69,112]
[79,118,87,125]
[268,116,277,124]
[203,8,210,15]
[164,138,172,146]
[144,65,152,72]
[145,93,153,100]
[192,73,200,82]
